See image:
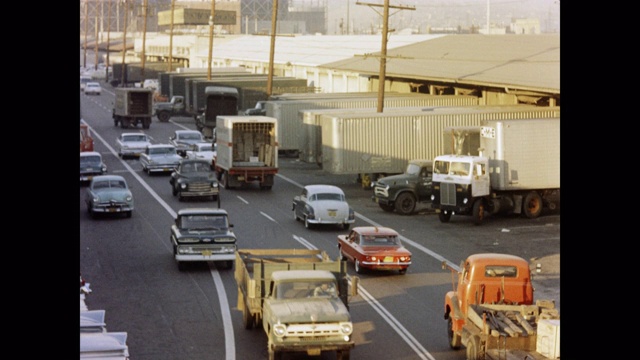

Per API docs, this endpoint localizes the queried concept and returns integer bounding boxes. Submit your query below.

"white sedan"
[292,184,355,230]
[84,82,102,95]
[139,144,183,174]
[116,133,152,158]
[185,142,217,168]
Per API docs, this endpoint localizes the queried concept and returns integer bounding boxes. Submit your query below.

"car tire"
[394,192,416,215]
[158,111,170,122]
[438,210,452,223]
[355,259,363,274]
[125,211,132,218]
[342,223,350,231]
[399,268,407,275]
[178,192,184,202]
[172,185,178,196]
[177,261,186,271]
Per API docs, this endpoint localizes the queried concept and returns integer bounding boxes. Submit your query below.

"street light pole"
[106,0,111,82]
[121,0,128,87]
[168,0,175,72]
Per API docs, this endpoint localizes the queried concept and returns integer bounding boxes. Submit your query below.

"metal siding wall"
[484,118,560,191]
[272,95,479,152]
[321,107,560,174]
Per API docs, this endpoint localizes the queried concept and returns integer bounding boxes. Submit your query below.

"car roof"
[87,82,101,86]
[121,132,148,137]
[175,130,201,134]
[181,158,209,164]
[92,175,126,182]
[147,144,174,148]
[80,151,102,158]
[350,226,399,236]
[177,208,228,216]
[304,184,345,195]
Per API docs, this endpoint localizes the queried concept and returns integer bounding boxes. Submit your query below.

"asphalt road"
[80,84,560,360]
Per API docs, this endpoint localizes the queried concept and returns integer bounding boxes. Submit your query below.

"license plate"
[108,208,119,213]
[307,349,321,356]
[202,250,212,256]
[384,256,394,262]
[328,210,337,217]
[238,176,245,181]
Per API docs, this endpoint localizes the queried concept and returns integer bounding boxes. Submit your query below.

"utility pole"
[207,0,216,80]
[267,0,278,97]
[106,0,112,81]
[121,0,128,87]
[95,5,99,70]
[83,0,88,69]
[168,0,175,72]
[356,1,415,112]
[141,0,148,76]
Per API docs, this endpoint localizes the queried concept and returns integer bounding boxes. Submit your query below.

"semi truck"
[214,115,278,190]
[112,88,154,129]
[443,253,560,360]
[234,248,358,360]
[197,86,240,139]
[430,118,560,225]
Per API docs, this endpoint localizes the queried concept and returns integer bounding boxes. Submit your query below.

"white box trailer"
[300,96,481,164]
[215,116,278,190]
[267,94,479,155]
[431,117,561,224]
[320,105,560,183]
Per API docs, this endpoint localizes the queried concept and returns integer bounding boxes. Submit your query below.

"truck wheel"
[448,317,461,349]
[120,119,130,128]
[465,335,483,360]
[142,119,151,129]
[157,111,170,122]
[242,306,254,329]
[336,350,350,360]
[268,349,282,360]
[113,119,118,127]
[439,210,452,223]
[177,261,186,271]
[472,200,485,226]
[361,173,372,189]
[394,192,416,215]
[523,191,543,219]
[378,204,394,212]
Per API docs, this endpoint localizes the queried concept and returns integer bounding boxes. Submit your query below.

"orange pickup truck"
[80,123,94,152]
[443,253,559,360]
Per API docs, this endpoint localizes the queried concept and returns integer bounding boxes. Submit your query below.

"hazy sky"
[324,0,560,33]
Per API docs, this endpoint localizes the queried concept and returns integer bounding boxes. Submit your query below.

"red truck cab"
[443,253,533,349]
[80,123,94,152]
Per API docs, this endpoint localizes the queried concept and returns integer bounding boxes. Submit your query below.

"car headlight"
[340,322,353,335]
[273,323,286,337]
[178,237,199,243]
[211,182,219,188]
[180,183,188,190]
[126,195,133,202]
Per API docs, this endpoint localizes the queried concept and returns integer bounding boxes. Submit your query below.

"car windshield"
[181,162,209,172]
[180,133,202,140]
[93,179,126,190]
[198,145,212,152]
[81,156,101,166]
[361,235,400,247]
[311,193,344,201]
[150,147,175,155]
[276,281,337,299]
[181,215,227,229]
[124,135,147,142]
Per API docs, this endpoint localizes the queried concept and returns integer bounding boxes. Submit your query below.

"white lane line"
[292,235,436,360]
[260,212,276,222]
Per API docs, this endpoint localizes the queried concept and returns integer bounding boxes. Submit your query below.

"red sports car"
[337,226,412,274]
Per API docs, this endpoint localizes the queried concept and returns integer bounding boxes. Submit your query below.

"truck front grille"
[187,182,215,193]
[440,183,457,206]
[374,185,388,197]
[285,324,342,337]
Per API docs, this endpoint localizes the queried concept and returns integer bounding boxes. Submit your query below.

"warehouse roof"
[205,34,558,96]
[320,34,560,95]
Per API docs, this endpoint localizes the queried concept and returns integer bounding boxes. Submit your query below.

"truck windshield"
[406,163,422,175]
[182,215,227,229]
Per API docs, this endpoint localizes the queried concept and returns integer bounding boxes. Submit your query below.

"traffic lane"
[276,157,561,311]
[81,143,233,360]
[227,183,463,360]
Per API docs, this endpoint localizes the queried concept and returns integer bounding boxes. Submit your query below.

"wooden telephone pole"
[356,1,415,112]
